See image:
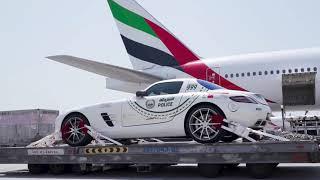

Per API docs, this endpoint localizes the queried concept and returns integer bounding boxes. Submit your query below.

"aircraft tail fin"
[107,0,200,70]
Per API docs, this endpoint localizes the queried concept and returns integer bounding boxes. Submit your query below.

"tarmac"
[0,164,320,180]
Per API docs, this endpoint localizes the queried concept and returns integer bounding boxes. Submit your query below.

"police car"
[56,79,271,146]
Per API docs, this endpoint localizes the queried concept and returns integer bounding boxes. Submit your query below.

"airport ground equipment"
[287,115,320,137]
[0,109,58,147]
[0,140,319,179]
[0,120,320,179]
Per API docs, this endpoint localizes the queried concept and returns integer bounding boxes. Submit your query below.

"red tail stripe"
[146,19,200,65]
[146,18,275,103]
[146,18,246,91]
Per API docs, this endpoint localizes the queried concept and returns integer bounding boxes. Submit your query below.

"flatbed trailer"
[0,141,319,179]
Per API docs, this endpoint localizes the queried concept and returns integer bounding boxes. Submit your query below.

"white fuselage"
[146,48,320,111]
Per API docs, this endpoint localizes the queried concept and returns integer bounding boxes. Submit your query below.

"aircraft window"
[146,81,183,96]
[282,70,286,74]
[230,74,234,78]
[270,70,274,75]
[307,68,311,72]
[276,70,280,74]
[264,71,268,75]
[236,73,239,77]
[259,71,262,75]
[253,72,256,76]
[225,74,228,78]
[247,72,250,77]
[301,68,304,73]
[241,73,245,77]
[295,69,298,73]
[314,67,318,72]
[288,69,292,73]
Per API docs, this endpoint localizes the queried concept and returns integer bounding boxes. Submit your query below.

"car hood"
[208,89,268,105]
[61,99,126,113]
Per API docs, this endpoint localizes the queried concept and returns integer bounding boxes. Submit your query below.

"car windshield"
[197,80,224,90]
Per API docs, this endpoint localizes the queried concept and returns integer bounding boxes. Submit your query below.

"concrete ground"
[0,164,320,180]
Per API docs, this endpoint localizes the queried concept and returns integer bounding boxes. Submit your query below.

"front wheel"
[185,105,225,143]
[61,113,93,147]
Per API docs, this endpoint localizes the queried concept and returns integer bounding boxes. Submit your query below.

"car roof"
[156,78,224,90]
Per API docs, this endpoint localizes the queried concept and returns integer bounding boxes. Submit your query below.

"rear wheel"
[185,105,225,143]
[61,113,92,147]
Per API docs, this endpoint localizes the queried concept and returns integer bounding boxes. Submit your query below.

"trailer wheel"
[61,113,93,147]
[198,164,223,178]
[185,105,225,143]
[49,164,67,175]
[246,163,276,179]
[224,163,240,169]
[28,164,49,174]
[73,164,93,175]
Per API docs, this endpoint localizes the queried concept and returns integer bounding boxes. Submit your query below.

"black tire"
[28,164,49,174]
[61,113,92,147]
[198,164,224,178]
[185,105,225,143]
[272,163,279,168]
[49,164,67,175]
[246,163,276,179]
[224,163,240,169]
[72,164,92,175]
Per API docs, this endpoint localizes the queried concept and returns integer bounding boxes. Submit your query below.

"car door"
[122,81,184,127]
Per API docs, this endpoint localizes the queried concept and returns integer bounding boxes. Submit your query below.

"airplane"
[47,0,320,112]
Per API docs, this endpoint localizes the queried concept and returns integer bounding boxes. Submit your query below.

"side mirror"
[136,90,147,97]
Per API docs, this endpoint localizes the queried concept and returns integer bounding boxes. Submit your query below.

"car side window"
[146,82,183,96]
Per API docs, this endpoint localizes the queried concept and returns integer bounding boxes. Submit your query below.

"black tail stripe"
[121,35,183,71]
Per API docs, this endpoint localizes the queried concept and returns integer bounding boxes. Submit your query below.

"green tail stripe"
[107,0,158,38]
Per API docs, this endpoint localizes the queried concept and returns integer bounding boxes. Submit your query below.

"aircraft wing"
[46,55,163,84]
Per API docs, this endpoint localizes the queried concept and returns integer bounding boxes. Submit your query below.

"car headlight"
[252,94,268,105]
[229,96,258,104]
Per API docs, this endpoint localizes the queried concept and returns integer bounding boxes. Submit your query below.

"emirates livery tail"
[107,0,200,70]
[47,0,203,93]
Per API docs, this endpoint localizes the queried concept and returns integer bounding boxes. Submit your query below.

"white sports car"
[55,79,271,147]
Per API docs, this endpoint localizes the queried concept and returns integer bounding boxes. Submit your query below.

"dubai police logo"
[146,100,155,109]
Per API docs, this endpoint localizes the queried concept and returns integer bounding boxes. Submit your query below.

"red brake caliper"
[61,123,72,139]
[211,114,224,129]
[78,120,88,134]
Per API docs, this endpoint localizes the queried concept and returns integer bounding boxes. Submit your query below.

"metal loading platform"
[0,141,319,165]
[0,141,319,179]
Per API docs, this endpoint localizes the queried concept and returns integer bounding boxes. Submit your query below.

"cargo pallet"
[0,141,319,179]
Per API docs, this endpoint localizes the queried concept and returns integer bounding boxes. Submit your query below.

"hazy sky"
[0,0,320,112]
